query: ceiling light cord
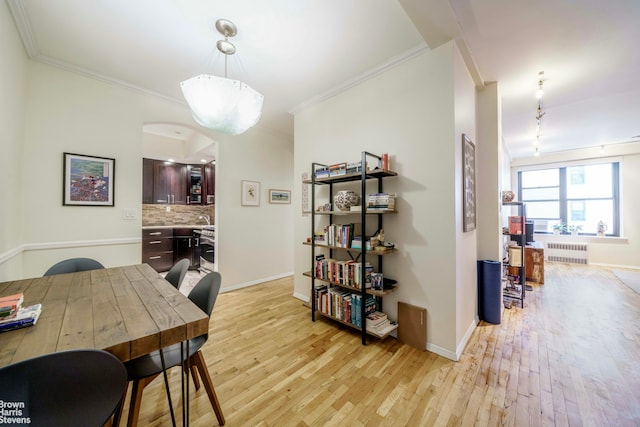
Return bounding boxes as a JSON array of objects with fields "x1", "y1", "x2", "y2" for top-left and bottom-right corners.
[{"x1": 534, "y1": 71, "x2": 546, "y2": 155}]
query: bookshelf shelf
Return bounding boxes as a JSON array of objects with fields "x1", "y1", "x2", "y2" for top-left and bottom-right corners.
[
  {"x1": 302, "y1": 241, "x2": 398, "y2": 255},
  {"x1": 503, "y1": 201, "x2": 526, "y2": 308},
  {"x1": 305, "y1": 151, "x2": 398, "y2": 345},
  {"x1": 303, "y1": 271, "x2": 398, "y2": 296},
  {"x1": 314, "y1": 310, "x2": 399, "y2": 339}
]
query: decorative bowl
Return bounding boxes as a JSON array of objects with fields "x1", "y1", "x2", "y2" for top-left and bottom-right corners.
[
  {"x1": 501, "y1": 190, "x2": 515, "y2": 203},
  {"x1": 334, "y1": 190, "x2": 360, "y2": 211}
]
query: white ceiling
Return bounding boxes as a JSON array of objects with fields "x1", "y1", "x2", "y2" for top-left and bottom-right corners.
[{"x1": 7, "y1": 0, "x2": 640, "y2": 159}]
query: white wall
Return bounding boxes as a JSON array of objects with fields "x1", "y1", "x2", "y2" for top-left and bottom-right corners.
[
  {"x1": 1, "y1": 15, "x2": 294, "y2": 285},
  {"x1": 0, "y1": 2, "x2": 27, "y2": 280},
  {"x1": 294, "y1": 41, "x2": 478, "y2": 360},
  {"x1": 511, "y1": 144, "x2": 640, "y2": 269},
  {"x1": 453, "y1": 46, "x2": 478, "y2": 351},
  {"x1": 215, "y1": 128, "x2": 295, "y2": 289},
  {"x1": 476, "y1": 83, "x2": 502, "y2": 262}
]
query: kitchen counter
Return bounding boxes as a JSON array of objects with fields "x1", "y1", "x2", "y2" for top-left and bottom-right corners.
[{"x1": 142, "y1": 224, "x2": 211, "y2": 230}]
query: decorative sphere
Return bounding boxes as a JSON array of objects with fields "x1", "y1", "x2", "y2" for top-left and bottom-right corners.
[
  {"x1": 502, "y1": 190, "x2": 515, "y2": 203},
  {"x1": 334, "y1": 190, "x2": 360, "y2": 211}
]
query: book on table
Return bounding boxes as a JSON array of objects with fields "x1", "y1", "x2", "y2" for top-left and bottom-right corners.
[
  {"x1": 0, "y1": 292, "x2": 24, "y2": 318},
  {"x1": 0, "y1": 303, "x2": 43, "y2": 332}
]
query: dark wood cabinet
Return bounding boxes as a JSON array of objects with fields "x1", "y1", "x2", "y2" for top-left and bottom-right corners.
[
  {"x1": 187, "y1": 165, "x2": 203, "y2": 204},
  {"x1": 143, "y1": 158, "x2": 214, "y2": 205},
  {"x1": 142, "y1": 228, "x2": 174, "y2": 272},
  {"x1": 142, "y1": 158, "x2": 155, "y2": 204},
  {"x1": 153, "y1": 161, "x2": 187, "y2": 204},
  {"x1": 173, "y1": 227, "x2": 198, "y2": 269},
  {"x1": 204, "y1": 163, "x2": 215, "y2": 204}
]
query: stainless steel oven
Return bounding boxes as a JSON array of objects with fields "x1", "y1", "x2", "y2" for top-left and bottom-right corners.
[{"x1": 199, "y1": 231, "x2": 215, "y2": 273}]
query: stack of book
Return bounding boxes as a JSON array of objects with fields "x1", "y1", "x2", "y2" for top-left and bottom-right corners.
[
  {"x1": 366, "y1": 311, "x2": 394, "y2": 335},
  {"x1": 329, "y1": 163, "x2": 347, "y2": 177},
  {"x1": 346, "y1": 161, "x2": 362, "y2": 174},
  {"x1": 0, "y1": 293, "x2": 42, "y2": 332},
  {"x1": 314, "y1": 166, "x2": 330, "y2": 179},
  {"x1": 367, "y1": 193, "x2": 396, "y2": 210}
]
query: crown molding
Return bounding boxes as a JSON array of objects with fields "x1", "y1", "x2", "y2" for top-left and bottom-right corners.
[
  {"x1": 288, "y1": 43, "x2": 430, "y2": 115},
  {"x1": 6, "y1": 0, "x2": 38, "y2": 57}
]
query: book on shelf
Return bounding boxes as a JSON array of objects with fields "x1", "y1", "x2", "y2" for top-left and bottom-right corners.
[
  {"x1": 314, "y1": 166, "x2": 330, "y2": 179},
  {"x1": 509, "y1": 216, "x2": 523, "y2": 235},
  {"x1": 508, "y1": 246, "x2": 523, "y2": 267},
  {"x1": 367, "y1": 193, "x2": 396, "y2": 210},
  {"x1": 0, "y1": 304, "x2": 42, "y2": 332},
  {"x1": 346, "y1": 161, "x2": 363, "y2": 174},
  {"x1": 329, "y1": 163, "x2": 347, "y2": 177},
  {"x1": 0, "y1": 292, "x2": 24, "y2": 318},
  {"x1": 322, "y1": 223, "x2": 362, "y2": 248}
]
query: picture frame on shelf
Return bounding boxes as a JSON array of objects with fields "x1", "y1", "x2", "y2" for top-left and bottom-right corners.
[
  {"x1": 63, "y1": 152, "x2": 115, "y2": 206},
  {"x1": 269, "y1": 189, "x2": 291, "y2": 204},
  {"x1": 462, "y1": 134, "x2": 476, "y2": 231},
  {"x1": 241, "y1": 180, "x2": 260, "y2": 206}
]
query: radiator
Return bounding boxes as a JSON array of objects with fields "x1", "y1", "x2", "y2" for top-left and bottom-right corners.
[{"x1": 545, "y1": 242, "x2": 588, "y2": 264}]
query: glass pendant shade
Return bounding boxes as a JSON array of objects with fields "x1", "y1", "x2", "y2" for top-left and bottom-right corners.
[{"x1": 181, "y1": 74, "x2": 264, "y2": 135}]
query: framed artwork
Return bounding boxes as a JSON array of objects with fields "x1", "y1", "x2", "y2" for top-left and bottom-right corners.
[
  {"x1": 241, "y1": 180, "x2": 260, "y2": 206},
  {"x1": 462, "y1": 134, "x2": 476, "y2": 231},
  {"x1": 269, "y1": 189, "x2": 291, "y2": 204},
  {"x1": 63, "y1": 152, "x2": 115, "y2": 206}
]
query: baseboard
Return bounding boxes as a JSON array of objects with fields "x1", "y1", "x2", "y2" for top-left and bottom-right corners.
[
  {"x1": 589, "y1": 262, "x2": 640, "y2": 270},
  {"x1": 426, "y1": 342, "x2": 458, "y2": 361},
  {"x1": 221, "y1": 272, "x2": 294, "y2": 293},
  {"x1": 292, "y1": 291, "x2": 310, "y2": 303}
]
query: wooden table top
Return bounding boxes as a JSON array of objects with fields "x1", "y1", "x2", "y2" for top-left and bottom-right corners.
[{"x1": 0, "y1": 264, "x2": 209, "y2": 367}]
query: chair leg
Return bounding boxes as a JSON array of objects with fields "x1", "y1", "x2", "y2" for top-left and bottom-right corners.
[
  {"x1": 183, "y1": 363, "x2": 201, "y2": 390},
  {"x1": 191, "y1": 350, "x2": 225, "y2": 426},
  {"x1": 127, "y1": 375, "x2": 158, "y2": 427},
  {"x1": 190, "y1": 364, "x2": 201, "y2": 390},
  {"x1": 112, "y1": 381, "x2": 129, "y2": 426}
]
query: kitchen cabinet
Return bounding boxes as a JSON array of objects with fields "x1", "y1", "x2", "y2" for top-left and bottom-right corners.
[
  {"x1": 204, "y1": 163, "x2": 215, "y2": 204},
  {"x1": 173, "y1": 227, "x2": 199, "y2": 269},
  {"x1": 142, "y1": 228, "x2": 174, "y2": 272},
  {"x1": 154, "y1": 160, "x2": 187, "y2": 204},
  {"x1": 142, "y1": 158, "x2": 155, "y2": 204},
  {"x1": 142, "y1": 158, "x2": 214, "y2": 205},
  {"x1": 187, "y1": 165, "x2": 203, "y2": 204}
]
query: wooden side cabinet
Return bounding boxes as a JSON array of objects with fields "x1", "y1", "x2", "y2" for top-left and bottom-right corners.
[{"x1": 525, "y1": 247, "x2": 544, "y2": 284}]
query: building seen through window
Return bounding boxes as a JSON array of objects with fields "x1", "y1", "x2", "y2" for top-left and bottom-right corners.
[{"x1": 518, "y1": 162, "x2": 619, "y2": 236}]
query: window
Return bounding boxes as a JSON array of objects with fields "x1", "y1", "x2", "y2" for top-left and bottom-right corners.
[{"x1": 518, "y1": 162, "x2": 619, "y2": 235}]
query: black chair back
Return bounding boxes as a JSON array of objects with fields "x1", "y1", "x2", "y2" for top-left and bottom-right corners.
[
  {"x1": 189, "y1": 271, "x2": 222, "y2": 317},
  {"x1": 164, "y1": 258, "x2": 190, "y2": 289},
  {"x1": 0, "y1": 349, "x2": 127, "y2": 427},
  {"x1": 43, "y1": 258, "x2": 104, "y2": 276}
]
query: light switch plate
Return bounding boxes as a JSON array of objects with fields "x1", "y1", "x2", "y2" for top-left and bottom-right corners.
[{"x1": 123, "y1": 208, "x2": 137, "y2": 220}]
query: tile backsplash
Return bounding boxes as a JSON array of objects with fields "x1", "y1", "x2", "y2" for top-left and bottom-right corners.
[{"x1": 142, "y1": 204, "x2": 215, "y2": 226}]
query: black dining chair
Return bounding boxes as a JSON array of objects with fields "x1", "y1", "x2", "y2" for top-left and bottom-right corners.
[
  {"x1": 0, "y1": 349, "x2": 127, "y2": 427},
  {"x1": 164, "y1": 258, "x2": 190, "y2": 290},
  {"x1": 43, "y1": 257, "x2": 105, "y2": 276},
  {"x1": 116, "y1": 271, "x2": 225, "y2": 426}
]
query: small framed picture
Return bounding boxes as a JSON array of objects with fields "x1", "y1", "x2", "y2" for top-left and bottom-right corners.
[
  {"x1": 63, "y1": 152, "x2": 115, "y2": 206},
  {"x1": 241, "y1": 180, "x2": 260, "y2": 206},
  {"x1": 269, "y1": 189, "x2": 291, "y2": 204}
]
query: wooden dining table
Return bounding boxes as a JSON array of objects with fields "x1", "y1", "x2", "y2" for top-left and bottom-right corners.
[{"x1": 0, "y1": 263, "x2": 209, "y2": 367}]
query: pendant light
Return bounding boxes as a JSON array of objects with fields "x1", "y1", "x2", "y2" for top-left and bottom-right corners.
[{"x1": 181, "y1": 19, "x2": 264, "y2": 135}]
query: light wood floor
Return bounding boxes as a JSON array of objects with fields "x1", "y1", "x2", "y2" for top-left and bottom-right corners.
[{"x1": 129, "y1": 263, "x2": 640, "y2": 426}]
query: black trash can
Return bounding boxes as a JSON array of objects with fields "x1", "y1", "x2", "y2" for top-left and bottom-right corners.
[{"x1": 477, "y1": 260, "x2": 502, "y2": 324}]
